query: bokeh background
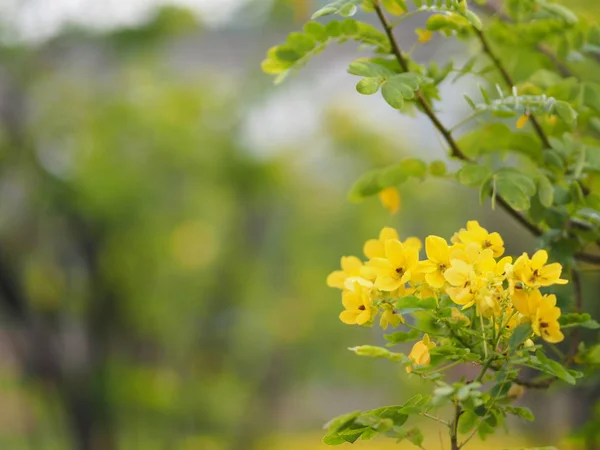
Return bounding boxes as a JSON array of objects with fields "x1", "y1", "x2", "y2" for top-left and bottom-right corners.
[{"x1": 0, "y1": 0, "x2": 598, "y2": 449}]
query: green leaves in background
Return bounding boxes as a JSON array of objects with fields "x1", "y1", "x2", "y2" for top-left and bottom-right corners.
[
  {"x1": 312, "y1": 0, "x2": 362, "y2": 19},
  {"x1": 348, "y1": 157, "x2": 427, "y2": 201},
  {"x1": 322, "y1": 396, "x2": 432, "y2": 446},
  {"x1": 262, "y1": 20, "x2": 389, "y2": 83},
  {"x1": 560, "y1": 313, "x2": 600, "y2": 329},
  {"x1": 348, "y1": 61, "x2": 427, "y2": 109}
]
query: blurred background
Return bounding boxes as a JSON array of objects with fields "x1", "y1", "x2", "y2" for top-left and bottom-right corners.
[{"x1": 0, "y1": 0, "x2": 598, "y2": 449}]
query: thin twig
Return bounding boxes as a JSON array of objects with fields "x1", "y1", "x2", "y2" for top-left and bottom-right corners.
[
  {"x1": 372, "y1": 3, "x2": 544, "y2": 234},
  {"x1": 473, "y1": 28, "x2": 551, "y2": 149},
  {"x1": 472, "y1": 2, "x2": 592, "y2": 77},
  {"x1": 421, "y1": 411, "x2": 450, "y2": 426},
  {"x1": 575, "y1": 252, "x2": 600, "y2": 266},
  {"x1": 451, "y1": 403, "x2": 461, "y2": 450},
  {"x1": 570, "y1": 269, "x2": 583, "y2": 360}
]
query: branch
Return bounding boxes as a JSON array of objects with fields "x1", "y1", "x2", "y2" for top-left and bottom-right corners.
[
  {"x1": 513, "y1": 377, "x2": 555, "y2": 389},
  {"x1": 569, "y1": 269, "x2": 583, "y2": 360},
  {"x1": 575, "y1": 252, "x2": 600, "y2": 266},
  {"x1": 473, "y1": 28, "x2": 551, "y2": 149},
  {"x1": 472, "y1": 2, "x2": 596, "y2": 77},
  {"x1": 451, "y1": 403, "x2": 461, "y2": 450},
  {"x1": 372, "y1": 3, "x2": 543, "y2": 235}
]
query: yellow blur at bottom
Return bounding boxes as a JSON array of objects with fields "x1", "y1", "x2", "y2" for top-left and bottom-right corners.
[{"x1": 175, "y1": 431, "x2": 583, "y2": 450}]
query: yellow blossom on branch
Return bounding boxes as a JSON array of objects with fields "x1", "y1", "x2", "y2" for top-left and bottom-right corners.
[
  {"x1": 378, "y1": 187, "x2": 401, "y2": 215},
  {"x1": 326, "y1": 256, "x2": 363, "y2": 289},
  {"x1": 367, "y1": 239, "x2": 419, "y2": 291},
  {"x1": 339, "y1": 283, "x2": 377, "y2": 326},
  {"x1": 407, "y1": 334, "x2": 436, "y2": 373},
  {"x1": 512, "y1": 250, "x2": 568, "y2": 288}
]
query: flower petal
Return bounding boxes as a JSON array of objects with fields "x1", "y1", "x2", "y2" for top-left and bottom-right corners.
[
  {"x1": 341, "y1": 256, "x2": 362, "y2": 273},
  {"x1": 425, "y1": 235, "x2": 450, "y2": 264},
  {"x1": 363, "y1": 239, "x2": 384, "y2": 259},
  {"x1": 385, "y1": 239, "x2": 406, "y2": 267},
  {"x1": 339, "y1": 310, "x2": 358, "y2": 325},
  {"x1": 531, "y1": 250, "x2": 548, "y2": 270}
]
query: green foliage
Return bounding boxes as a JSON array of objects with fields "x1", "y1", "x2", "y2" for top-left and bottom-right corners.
[
  {"x1": 348, "y1": 61, "x2": 428, "y2": 108},
  {"x1": 262, "y1": 0, "x2": 600, "y2": 448},
  {"x1": 348, "y1": 157, "x2": 427, "y2": 201},
  {"x1": 262, "y1": 19, "x2": 389, "y2": 84}
]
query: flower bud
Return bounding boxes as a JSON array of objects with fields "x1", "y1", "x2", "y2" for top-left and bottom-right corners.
[{"x1": 507, "y1": 384, "x2": 525, "y2": 400}]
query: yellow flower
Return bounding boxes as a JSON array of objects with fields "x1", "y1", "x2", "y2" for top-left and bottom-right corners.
[
  {"x1": 516, "y1": 114, "x2": 529, "y2": 129},
  {"x1": 512, "y1": 288, "x2": 541, "y2": 318},
  {"x1": 407, "y1": 334, "x2": 436, "y2": 373},
  {"x1": 363, "y1": 227, "x2": 399, "y2": 259},
  {"x1": 416, "y1": 28, "x2": 433, "y2": 43},
  {"x1": 512, "y1": 250, "x2": 568, "y2": 288},
  {"x1": 363, "y1": 227, "x2": 421, "y2": 259},
  {"x1": 339, "y1": 283, "x2": 378, "y2": 325},
  {"x1": 512, "y1": 289, "x2": 564, "y2": 343},
  {"x1": 444, "y1": 259, "x2": 476, "y2": 308},
  {"x1": 532, "y1": 294, "x2": 564, "y2": 343},
  {"x1": 380, "y1": 305, "x2": 404, "y2": 330},
  {"x1": 379, "y1": 187, "x2": 401, "y2": 214},
  {"x1": 367, "y1": 239, "x2": 420, "y2": 291},
  {"x1": 419, "y1": 235, "x2": 451, "y2": 288},
  {"x1": 452, "y1": 220, "x2": 505, "y2": 257},
  {"x1": 326, "y1": 256, "x2": 363, "y2": 289}
]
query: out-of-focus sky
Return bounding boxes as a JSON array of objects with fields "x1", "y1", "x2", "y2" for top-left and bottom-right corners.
[{"x1": 1, "y1": 0, "x2": 254, "y2": 41}]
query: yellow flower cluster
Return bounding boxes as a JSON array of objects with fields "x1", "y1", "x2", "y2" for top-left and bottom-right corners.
[{"x1": 327, "y1": 221, "x2": 568, "y2": 343}]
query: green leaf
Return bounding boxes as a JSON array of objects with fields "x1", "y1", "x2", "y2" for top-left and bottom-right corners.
[
  {"x1": 367, "y1": 406, "x2": 409, "y2": 427},
  {"x1": 495, "y1": 178, "x2": 530, "y2": 211},
  {"x1": 509, "y1": 324, "x2": 532, "y2": 351},
  {"x1": 457, "y1": 164, "x2": 492, "y2": 187},
  {"x1": 541, "y1": 2, "x2": 578, "y2": 25},
  {"x1": 458, "y1": 410, "x2": 478, "y2": 434},
  {"x1": 530, "y1": 352, "x2": 576, "y2": 385},
  {"x1": 385, "y1": 328, "x2": 420, "y2": 345},
  {"x1": 303, "y1": 22, "x2": 328, "y2": 41},
  {"x1": 490, "y1": 381, "x2": 511, "y2": 398},
  {"x1": 559, "y1": 313, "x2": 600, "y2": 329},
  {"x1": 554, "y1": 100, "x2": 577, "y2": 124},
  {"x1": 583, "y1": 83, "x2": 600, "y2": 113},
  {"x1": 480, "y1": 176, "x2": 493, "y2": 205},
  {"x1": 348, "y1": 170, "x2": 381, "y2": 202},
  {"x1": 394, "y1": 295, "x2": 437, "y2": 313},
  {"x1": 429, "y1": 160, "x2": 447, "y2": 176},
  {"x1": 348, "y1": 61, "x2": 393, "y2": 77},
  {"x1": 495, "y1": 168, "x2": 537, "y2": 196},
  {"x1": 356, "y1": 77, "x2": 383, "y2": 95},
  {"x1": 381, "y1": 73, "x2": 422, "y2": 109},
  {"x1": 505, "y1": 406, "x2": 535, "y2": 421},
  {"x1": 312, "y1": 0, "x2": 362, "y2": 19},
  {"x1": 349, "y1": 345, "x2": 409, "y2": 362},
  {"x1": 464, "y1": 10, "x2": 482, "y2": 30},
  {"x1": 537, "y1": 174, "x2": 554, "y2": 207},
  {"x1": 406, "y1": 427, "x2": 424, "y2": 447},
  {"x1": 494, "y1": 168, "x2": 537, "y2": 211},
  {"x1": 286, "y1": 32, "x2": 317, "y2": 53}
]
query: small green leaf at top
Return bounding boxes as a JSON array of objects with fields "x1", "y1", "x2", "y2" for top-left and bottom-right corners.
[{"x1": 457, "y1": 164, "x2": 492, "y2": 187}]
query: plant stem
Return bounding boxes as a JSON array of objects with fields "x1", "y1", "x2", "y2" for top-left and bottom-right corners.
[
  {"x1": 371, "y1": 3, "x2": 545, "y2": 235},
  {"x1": 420, "y1": 411, "x2": 450, "y2": 426},
  {"x1": 372, "y1": 3, "x2": 600, "y2": 266},
  {"x1": 450, "y1": 402, "x2": 461, "y2": 450},
  {"x1": 475, "y1": 358, "x2": 494, "y2": 383},
  {"x1": 569, "y1": 269, "x2": 583, "y2": 360},
  {"x1": 473, "y1": 28, "x2": 551, "y2": 149}
]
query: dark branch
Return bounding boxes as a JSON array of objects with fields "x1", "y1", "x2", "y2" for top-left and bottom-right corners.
[{"x1": 473, "y1": 27, "x2": 551, "y2": 149}]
